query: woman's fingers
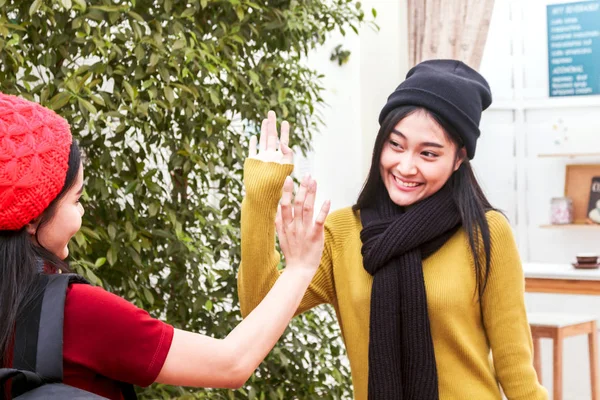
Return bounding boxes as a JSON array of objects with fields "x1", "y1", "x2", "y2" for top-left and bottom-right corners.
[
  {"x1": 312, "y1": 200, "x2": 331, "y2": 239},
  {"x1": 280, "y1": 142, "x2": 294, "y2": 164},
  {"x1": 303, "y1": 179, "x2": 316, "y2": 227},
  {"x1": 280, "y1": 120, "x2": 293, "y2": 164},
  {"x1": 259, "y1": 118, "x2": 268, "y2": 151},
  {"x1": 275, "y1": 205, "x2": 289, "y2": 256},
  {"x1": 266, "y1": 110, "x2": 278, "y2": 151},
  {"x1": 276, "y1": 176, "x2": 330, "y2": 269},
  {"x1": 293, "y1": 175, "x2": 309, "y2": 235},
  {"x1": 280, "y1": 120, "x2": 289, "y2": 149},
  {"x1": 280, "y1": 176, "x2": 294, "y2": 227},
  {"x1": 249, "y1": 135, "x2": 257, "y2": 158},
  {"x1": 252, "y1": 111, "x2": 294, "y2": 165}
]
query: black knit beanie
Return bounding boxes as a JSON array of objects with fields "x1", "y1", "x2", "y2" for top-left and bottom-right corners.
[{"x1": 378, "y1": 59, "x2": 492, "y2": 159}]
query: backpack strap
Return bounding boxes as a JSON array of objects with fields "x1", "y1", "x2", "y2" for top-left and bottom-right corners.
[
  {"x1": 35, "y1": 274, "x2": 77, "y2": 381},
  {"x1": 12, "y1": 275, "x2": 48, "y2": 372},
  {"x1": 14, "y1": 274, "x2": 87, "y2": 380},
  {"x1": 11, "y1": 274, "x2": 88, "y2": 397},
  {"x1": 12, "y1": 273, "x2": 137, "y2": 400},
  {"x1": 0, "y1": 369, "x2": 42, "y2": 387}
]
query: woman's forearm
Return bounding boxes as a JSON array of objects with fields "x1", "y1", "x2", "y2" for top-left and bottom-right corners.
[{"x1": 225, "y1": 268, "x2": 313, "y2": 380}]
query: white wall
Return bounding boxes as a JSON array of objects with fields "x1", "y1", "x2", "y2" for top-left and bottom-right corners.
[
  {"x1": 479, "y1": 1, "x2": 600, "y2": 398},
  {"x1": 300, "y1": 0, "x2": 409, "y2": 210}
]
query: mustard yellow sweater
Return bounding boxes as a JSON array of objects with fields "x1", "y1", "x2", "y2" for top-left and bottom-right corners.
[{"x1": 238, "y1": 159, "x2": 548, "y2": 400}]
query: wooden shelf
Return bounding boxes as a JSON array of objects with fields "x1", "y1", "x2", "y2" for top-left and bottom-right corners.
[
  {"x1": 540, "y1": 224, "x2": 600, "y2": 229},
  {"x1": 538, "y1": 153, "x2": 600, "y2": 158}
]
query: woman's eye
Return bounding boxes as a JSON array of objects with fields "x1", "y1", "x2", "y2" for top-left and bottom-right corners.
[
  {"x1": 389, "y1": 140, "x2": 402, "y2": 149},
  {"x1": 422, "y1": 151, "x2": 438, "y2": 158}
]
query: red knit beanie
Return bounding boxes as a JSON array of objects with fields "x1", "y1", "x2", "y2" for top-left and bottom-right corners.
[{"x1": 0, "y1": 92, "x2": 73, "y2": 231}]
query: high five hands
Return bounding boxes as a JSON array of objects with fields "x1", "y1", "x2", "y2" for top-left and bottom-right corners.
[{"x1": 248, "y1": 110, "x2": 330, "y2": 274}]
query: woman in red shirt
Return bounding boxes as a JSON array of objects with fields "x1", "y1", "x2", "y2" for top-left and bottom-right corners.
[{"x1": 0, "y1": 92, "x2": 329, "y2": 399}]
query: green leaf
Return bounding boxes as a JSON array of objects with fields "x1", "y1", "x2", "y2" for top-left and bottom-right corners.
[
  {"x1": 164, "y1": 86, "x2": 175, "y2": 104},
  {"x1": 173, "y1": 38, "x2": 186, "y2": 50},
  {"x1": 128, "y1": 247, "x2": 142, "y2": 266},
  {"x1": 94, "y1": 257, "x2": 107, "y2": 268},
  {"x1": 149, "y1": 52, "x2": 160, "y2": 67},
  {"x1": 108, "y1": 224, "x2": 117, "y2": 240},
  {"x1": 106, "y1": 247, "x2": 117, "y2": 266},
  {"x1": 134, "y1": 45, "x2": 144, "y2": 61},
  {"x1": 23, "y1": 74, "x2": 39, "y2": 82},
  {"x1": 143, "y1": 287, "x2": 154, "y2": 305},
  {"x1": 78, "y1": 98, "x2": 97, "y2": 114},
  {"x1": 181, "y1": 7, "x2": 195, "y2": 18},
  {"x1": 61, "y1": 0, "x2": 72, "y2": 10},
  {"x1": 128, "y1": 11, "x2": 144, "y2": 22},
  {"x1": 122, "y1": 81, "x2": 135, "y2": 100},
  {"x1": 148, "y1": 203, "x2": 160, "y2": 217},
  {"x1": 73, "y1": 0, "x2": 86, "y2": 11},
  {"x1": 74, "y1": 231, "x2": 86, "y2": 248},
  {"x1": 85, "y1": 268, "x2": 101, "y2": 285},
  {"x1": 235, "y1": 5, "x2": 244, "y2": 20},
  {"x1": 80, "y1": 226, "x2": 100, "y2": 240},
  {"x1": 49, "y1": 92, "x2": 72, "y2": 110},
  {"x1": 209, "y1": 90, "x2": 219, "y2": 105},
  {"x1": 29, "y1": 0, "x2": 42, "y2": 16},
  {"x1": 90, "y1": 94, "x2": 105, "y2": 106},
  {"x1": 90, "y1": 5, "x2": 122, "y2": 12},
  {"x1": 204, "y1": 299, "x2": 213, "y2": 311},
  {"x1": 248, "y1": 70, "x2": 259, "y2": 84}
]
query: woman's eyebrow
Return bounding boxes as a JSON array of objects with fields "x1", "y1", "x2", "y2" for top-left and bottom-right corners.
[{"x1": 391, "y1": 129, "x2": 444, "y2": 148}]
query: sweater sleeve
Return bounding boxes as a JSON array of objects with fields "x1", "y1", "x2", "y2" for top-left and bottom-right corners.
[
  {"x1": 63, "y1": 284, "x2": 174, "y2": 388},
  {"x1": 237, "y1": 159, "x2": 336, "y2": 318},
  {"x1": 481, "y1": 211, "x2": 548, "y2": 400}
]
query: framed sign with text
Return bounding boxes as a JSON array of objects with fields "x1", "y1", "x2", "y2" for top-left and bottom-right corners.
[{"x1": 547, "y1": 0, "x2": 600, "y2": 97}]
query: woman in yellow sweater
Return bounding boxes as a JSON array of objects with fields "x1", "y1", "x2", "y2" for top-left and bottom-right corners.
[{"x1": 238, "y1": 60, "x2": 547, "y2": 400}]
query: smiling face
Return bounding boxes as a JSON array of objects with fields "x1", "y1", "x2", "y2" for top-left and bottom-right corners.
[
  {"x1": 379, "y1": 109, "x2": 465, "y2": 207},
  {"x1": 28, "y1": 164, "x2": 85, "y2": 260}
]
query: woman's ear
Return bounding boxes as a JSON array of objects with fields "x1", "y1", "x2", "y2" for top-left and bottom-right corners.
[
  {"x1": 454, "y1": 147, "x2": 467, "y2": 172},
  {"x1": 26, "y1": 218, "x2": 40, "y2": 236}
]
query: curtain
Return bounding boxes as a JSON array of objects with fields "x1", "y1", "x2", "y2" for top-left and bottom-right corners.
[{"x1": 407, "y1": 0, "x2": 496, "y2": 70}]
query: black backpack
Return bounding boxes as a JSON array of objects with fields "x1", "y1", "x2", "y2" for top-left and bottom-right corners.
[{"x1": 0, "y1": 274, "x2": 137, "y2": 400}]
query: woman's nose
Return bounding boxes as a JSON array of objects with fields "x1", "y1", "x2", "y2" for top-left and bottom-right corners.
[{"x1": 394, "y1": 154, "x2": 417, "y2": 176}]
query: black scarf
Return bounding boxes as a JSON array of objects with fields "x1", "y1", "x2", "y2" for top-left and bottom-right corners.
[{"x1": 360, "y1": 184, "x2": 461, "y2": 400}]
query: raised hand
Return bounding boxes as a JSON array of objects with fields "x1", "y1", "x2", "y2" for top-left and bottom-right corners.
[
  {"x1": 275, "y1": 175, "x2": 330, "y2": 276},
  {"x1": 248, "y1": 110, "x2": 294, "y2": 164}
]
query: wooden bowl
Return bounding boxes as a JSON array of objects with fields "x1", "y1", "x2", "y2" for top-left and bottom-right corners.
[
  {"x1": 573, "y1": 262, "x2": 600, "y2": 270},
  {"x1": 576, "y1": 254, "x2": 599, "y2": 264}
]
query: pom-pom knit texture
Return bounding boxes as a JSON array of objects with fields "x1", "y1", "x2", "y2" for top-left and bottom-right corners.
[{"x1": 0, "y1": 93, "x2": 72, "y2": 230}]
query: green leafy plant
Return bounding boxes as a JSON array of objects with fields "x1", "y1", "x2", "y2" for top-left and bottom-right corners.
[
  {"x1": 330, "y1": 44, "x2": 351, "y2": 66},
  {"x1": 0, "y1": 0, "x2": 368, "y2": 398}
]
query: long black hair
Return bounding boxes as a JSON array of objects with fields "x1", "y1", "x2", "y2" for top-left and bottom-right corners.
[
  {"x1": 354, "y1": 106, "x2": 494, "y2": 301},
  {"x1": 0, "y1": 141, "x2": 81, "y2": 365}
]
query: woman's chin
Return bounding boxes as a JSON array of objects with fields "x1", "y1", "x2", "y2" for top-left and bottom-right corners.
[
  {"x1": 56, "y1": 247, "x2": 69, "y2": 260},
  {"x1": 388, "y1": 189, "x2": 422, "y2": 207}
]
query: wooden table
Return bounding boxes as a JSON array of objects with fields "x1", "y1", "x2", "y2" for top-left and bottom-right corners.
[
  {"x1": 524, "y1": 263, "x2": 600, "y2": 400},
  {"x1": 524, "y1": 263, "x2": 600, "y2": 295}
]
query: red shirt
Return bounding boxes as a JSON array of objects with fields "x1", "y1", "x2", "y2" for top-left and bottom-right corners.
[{"x1": 62, "y1": 284, "x2": 174, "y2": 400}]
